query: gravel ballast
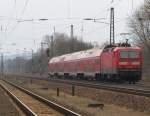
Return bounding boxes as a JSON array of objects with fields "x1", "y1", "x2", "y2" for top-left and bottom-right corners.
[{"x1": 0, "y1": 84, "x2": 23, "y2": 116}]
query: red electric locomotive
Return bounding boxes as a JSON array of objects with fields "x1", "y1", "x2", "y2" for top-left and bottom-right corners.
[{"x1": 48, "y1": 44, "x2": 142, "y2": 83}]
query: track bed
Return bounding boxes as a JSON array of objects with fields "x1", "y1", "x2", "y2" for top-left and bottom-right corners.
[
  {"x1": 0, "y1": 80, "x2": 77, "y2": 116},
  {"x1": 0, "y1": 82, "x2": 23, "y2": 116}
]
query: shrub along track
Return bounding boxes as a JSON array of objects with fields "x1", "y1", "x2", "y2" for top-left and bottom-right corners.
[{"x1": 0, "y1": 79, "x2": 80, "y2": 116}]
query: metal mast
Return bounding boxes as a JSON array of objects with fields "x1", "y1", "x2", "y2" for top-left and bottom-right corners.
[
  {"x1": 110, "y1": 7, "x2": 115, "y2": 45},
  {"x1": 1, "y1": 54, "x2": 4, "y2": 78},
  {"x1": 70, "y1": 24, "x2": 74, "y2": 39},
  {"x1": 70, "y1": 25, "x2": 74, "y2": 52}
]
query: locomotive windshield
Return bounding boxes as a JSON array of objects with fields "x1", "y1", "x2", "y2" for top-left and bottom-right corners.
[
  {"x1": 120, "y1": 51, "x2": 128, "y2": 58},
  {"x1": 120, "y1": 51, "x2": 140, "y2": 58}
]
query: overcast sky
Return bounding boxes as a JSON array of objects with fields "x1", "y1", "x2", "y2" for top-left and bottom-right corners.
[{"x1": 0, "y1": 0, "x2": 144, "y2": 55}]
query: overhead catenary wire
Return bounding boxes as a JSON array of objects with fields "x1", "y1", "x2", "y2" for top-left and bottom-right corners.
[
  {"x1": 7, "y1": 0, "x2": 124, "y2": 37},
  {"x1": 20, "y1": 0, "x2": 30, "y2": 17},
  {"x1": 83, "y1": 18, "x2": 125, "y2": 37},
  {"x1": 5, "y1": 0, "x2": 18, "y2": 34},
  {"x1": 4, "y1": 0, "x2": 136, "y2": 48},
  {"x1": 91, "y1": 0, "x2": 124, "y2": 39},
  {"x1": 7, "y1": 0, "x2": 30, "y2": 35},
  {"x1": 94, "y1": 0, "x2": 124, "y2": 19}
]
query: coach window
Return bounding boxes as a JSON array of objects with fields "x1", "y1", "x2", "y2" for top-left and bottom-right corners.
[
  {"x1": 95, "y1": 59, "x2": 99, "y2": 64},
  {"x1": 103, "y1": 48, "x2": 109, "y2": 52}
]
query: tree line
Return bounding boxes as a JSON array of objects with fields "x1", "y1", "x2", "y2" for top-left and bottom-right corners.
[{"x1": 4, "y1": 33, "x2": 94, "y2": 75}]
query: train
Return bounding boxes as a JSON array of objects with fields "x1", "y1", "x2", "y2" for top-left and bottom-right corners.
[{"x1": 48, "y1": 44, "x2": 142, "y2": 84}]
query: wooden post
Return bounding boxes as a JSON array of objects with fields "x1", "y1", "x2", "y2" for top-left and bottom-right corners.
[
  {"x1": 30, "y1": 79, "x2": 32, "y2": 84},
  {"x1": 57, "y1": 88, "x2": 59, "y2": 97},
  {"x1": 72, "y1": 85, "x2": 75, "y2": 96}
]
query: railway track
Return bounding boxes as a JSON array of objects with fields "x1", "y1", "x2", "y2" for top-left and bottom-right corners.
[
  {"x1": 46, "y1": 78, "x2": 150, "y2": 97},
  {"x1": 5, "y1": 74, "x2": 150, "y2": 97},
  {"x1": 135, "y1": 82, "x2": 150, "y2": 88},
  {"x1": 10, "y1": 74, "x2": 150, "y2": 89},
  {"x1": 0, "y1": 79, "x2": 80, "y2": 116},
  {"x1": 0, "y1": 84, "x2": 23, "y2": 116},
  {"x1": 8, "y1": 74, "x2": 150, "y2": 86}
]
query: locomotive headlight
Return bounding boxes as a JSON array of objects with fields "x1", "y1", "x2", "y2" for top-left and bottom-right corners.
[
  {"x1": 132, "y1": 62, "x2": 140, "y2": 65},
  {"x1": 119, "y1": 62, "x2": 128, "y2": 65}
]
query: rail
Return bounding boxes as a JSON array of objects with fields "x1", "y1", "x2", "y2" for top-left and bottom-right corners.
[
  {"x1": 0, "y1": 80, "x2": 37, "y2": 116},
  {"x1": 47, "y1": 78, "x2": 150, "y2": 97},
  {"x1": 2, "y1": 79, "x2": 81, "y2": 116}
]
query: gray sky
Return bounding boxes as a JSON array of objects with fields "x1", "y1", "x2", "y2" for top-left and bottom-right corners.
[{"x1": 0, "y1": 0, "x2": 144, "y2": 55}]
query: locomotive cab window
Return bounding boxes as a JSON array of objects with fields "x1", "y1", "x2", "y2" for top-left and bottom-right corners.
[
  {"x1": 129, "y1": 51, "x2": 139, "y2": 58},
  {"x1": 120, "y1": 51, "x2": 128, "y2": 58},
  {"x1": 120, "y1": 51, "x2": 140, "y2": 58}
]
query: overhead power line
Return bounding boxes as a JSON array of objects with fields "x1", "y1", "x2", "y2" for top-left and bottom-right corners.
[
  {"x1": 5, "y1": 0, "x2": 18, "y2": 34},
  {"x1": 20, "y1": 0, "x2": 29, "y2": 17},
  {"x1": 6, "y1": 0, "x2": 30, "y2": 35},
  {"x1": 94, "y1": 0, "x2": 124, "y2": 19}
]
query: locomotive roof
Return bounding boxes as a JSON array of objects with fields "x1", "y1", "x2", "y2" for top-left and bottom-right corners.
[
  {"x1": 49, "y1": 48, "x2": 103, "y2": 63},
  {"x1": 114, "y1": 47, "x2": 141, "y2": 51}
]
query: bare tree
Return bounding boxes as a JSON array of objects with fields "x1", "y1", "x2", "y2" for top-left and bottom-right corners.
[
  {"x1": 129, "y1": 0, "x2": 150, "y2": 51},
  {"x1": 43, "y1": 33, "x2": 93, "y2": 57},
  {"x1": 5, "y1": 32, "x2": 94, "y2": 76},
  {"x1": 128, "y1": 0, "x2": 150, "y2": 79}
]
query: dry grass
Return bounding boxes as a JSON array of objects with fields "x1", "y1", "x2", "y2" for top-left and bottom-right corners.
[{"x1": 142, "y1": 76, "x2": 150, "y2": 81}]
